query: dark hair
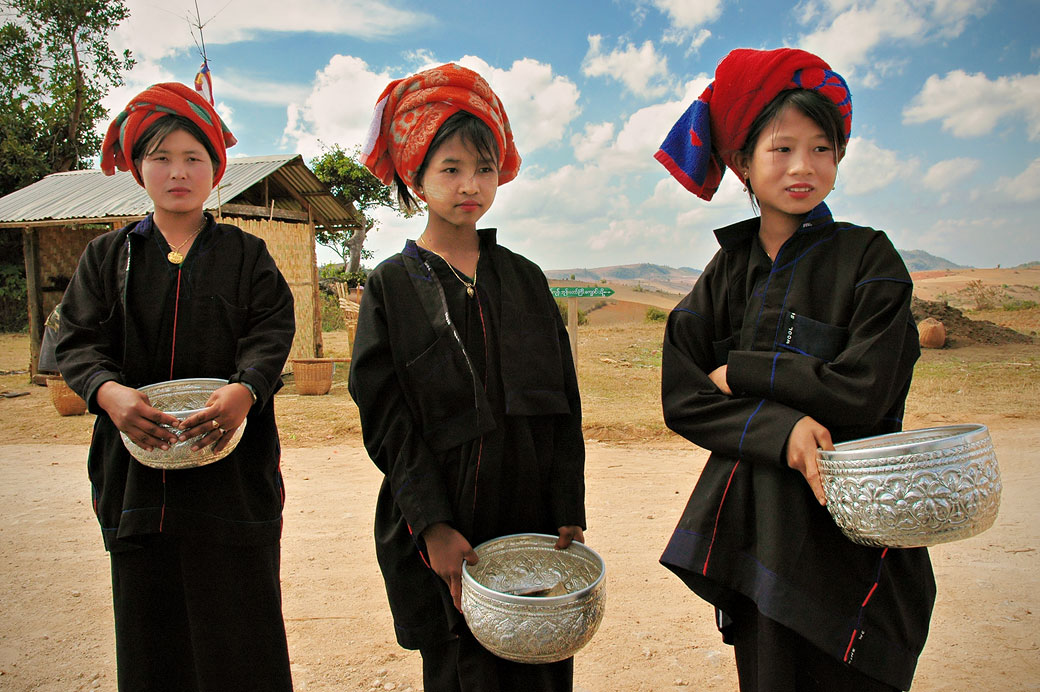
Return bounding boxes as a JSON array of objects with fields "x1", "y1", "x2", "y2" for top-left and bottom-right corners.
[
  {"x1": 737, "y1": 89, "x2": 846, "y2": 206},
  {"x1": 131, "y1": 114, "x2": 221, "y2": 171},
  {"x1": 395, "y1": 110, "x2": 500, "y2": 214}
]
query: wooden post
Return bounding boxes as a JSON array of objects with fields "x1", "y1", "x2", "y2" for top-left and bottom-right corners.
[
  {"x1": 567, "y1": 296, "x2": 578, "y2": 366},
  {"x1": 22, "y1": 227, "x2": 44, "y2": 382}
]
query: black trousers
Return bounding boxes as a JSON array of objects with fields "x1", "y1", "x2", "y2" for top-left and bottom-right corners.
[
  {"x1": 725, "y1": 600, "x2": 901, "y2": 692},
  {"x1": 109, "y1": 534, "x2": 292, "y2": 692},
  {"x1": 420, "y1": 628, "x2": 573, "y2": 692}
]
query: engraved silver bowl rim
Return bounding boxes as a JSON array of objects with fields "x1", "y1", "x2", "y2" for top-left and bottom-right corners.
[
  {"x1": 462, "y1": 533, "x2": 606, "y2": 606},
  {"x1": 120, "y1": 378, "x2": 245, "y2": 469},
  {"x1": 817, "y1": 423, "x2": 990, "y2": 463}
]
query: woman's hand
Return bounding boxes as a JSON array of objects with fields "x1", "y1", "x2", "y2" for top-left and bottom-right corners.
[
  {"x1": 708, "y1": 365, "x2": 731, "y2": 395},
  {"x1": 786, "y1": 416, "x2": 833, "y2": 505},
  {"x1": 422, "y1": 522, "x2": 478, "y2": 612},
  {"x1": 555, "y1": 525, "x2": 585, "y2": 549},
  {"x1": 96, "y1": 381, "x2": 181, "y2": 451},
  {"x1": 177, "y1": 383, "x2": 254, "y2": 452}
]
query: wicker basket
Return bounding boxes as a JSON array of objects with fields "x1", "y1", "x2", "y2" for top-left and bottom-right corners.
[
  {"x1": 47, "y1": 376, "x2": 87, "y2": 416},
  {"x1": 292, "y1": 358, "x2": 334, "y2": 395}
]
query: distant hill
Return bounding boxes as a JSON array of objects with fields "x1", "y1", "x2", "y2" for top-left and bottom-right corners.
[
  {"x1": 545, "y1": 263, "x2": 701, "y2": 294},
  {"x1": 897, "y1": 249, "x2": 965, "y2": 272},
  {"x1": 547, "y1": 251, "x2": 971, "y2": 291}
]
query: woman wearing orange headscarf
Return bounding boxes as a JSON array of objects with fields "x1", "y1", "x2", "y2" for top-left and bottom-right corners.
[
  {"x1": 349, "y1": 63, "x2": 586, "y2": 691},
  {"x1": 57, "y1": 83, "x2": 295, "y2": 692}
]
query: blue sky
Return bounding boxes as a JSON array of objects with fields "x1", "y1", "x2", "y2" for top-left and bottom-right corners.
[{"x1": 106, "y1": 0, "x2": 1040, "y2": 272}]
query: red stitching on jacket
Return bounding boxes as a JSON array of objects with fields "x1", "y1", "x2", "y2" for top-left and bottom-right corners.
[
  {"x1": 844, "y1": 547, "x2": 889, "y2": 662},
  {"x1": 703, "y1": 459, "x2": 741, "y2": 575}
]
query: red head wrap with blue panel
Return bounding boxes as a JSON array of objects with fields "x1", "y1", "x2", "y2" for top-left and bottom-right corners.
[{"x1": 655, "y1": 48, "x2": 852, "y2": 201}]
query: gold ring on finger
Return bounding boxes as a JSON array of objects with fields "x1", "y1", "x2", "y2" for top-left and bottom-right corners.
[{"x1": 211, "y1": 419, "x2": 220, "y2": 429}]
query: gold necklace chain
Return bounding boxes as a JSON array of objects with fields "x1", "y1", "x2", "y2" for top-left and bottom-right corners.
[
  {"x1": 165, "y1": 216, "x2": 207, "y2": 265},
  {"x1": 417, "y1": 234, "x2": 478, "y2": 298}
]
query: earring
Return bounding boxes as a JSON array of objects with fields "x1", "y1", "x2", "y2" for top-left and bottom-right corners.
[{"x1": 742, "y1": 175, "x2": 749, "y2": 193}]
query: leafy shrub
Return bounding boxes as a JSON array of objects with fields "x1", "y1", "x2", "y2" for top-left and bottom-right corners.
[
  {"x1": 1003, "y1": 298, "x2": 1038, "y2": 311},
  {"x1": 964, "y1": 279, "x2": 1005, "y2": 311},
  {"x1": 556, "y1": 299, "x2": 588, "y2": 325},
  {"x1": 645, "y1": 306, "x2": 668, "y2": 322}
]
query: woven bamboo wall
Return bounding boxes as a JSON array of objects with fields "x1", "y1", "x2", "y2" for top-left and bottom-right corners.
[
  {"x1": 225, "y1": 217, "x2": 321, "y2": 365},
  {"x1": 37, "y1": 226, "x2": 107, "y2": 318}
]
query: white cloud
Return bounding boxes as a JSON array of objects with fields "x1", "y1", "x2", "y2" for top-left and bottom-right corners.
[
  {"x1": 117, "y1": 0, "x2": 430, "y2": 62},
  {"x1": 280, "y1": 55, "x2": 394, "y2": 159},
  {"x1": 837, "y1": 137, "x2": 916, "y2": 195},
  {"x1": 215, "y1": 101, "x2": 234, "y2": 130},
  {"x1": 455, "y1": 56, "x2": 581, "y2": 153},
  {"x1": 922, "y1": 157, "x2": 980, "y2": 190},
  {"x1": 796, "y1": 0, "x2": 992, "y2": 85},
  {"x1": 572, "y1": 123, "x2": 616, "y2": 163},
  {"x1": 573, "y1": 75, "x2": 711, "y2": 174},
  {"x1": 582, "y1": 35, "x2": 672, "y2": 98},
  {"x1": 650, "y1": 0, "x2": 723, "y2": 29},
  {"x1": 996, "y1": 157, "x2": 1040, "y2": 202},
  {"x1": 210, "y1": 71, "x2": 310, "y2": 107},
  {"x1": 648, "y1": 0, "x2": 720, "y2": 50},
  {"x1": 903, "y1": 70, "x2": 1040, "y2": 140}
]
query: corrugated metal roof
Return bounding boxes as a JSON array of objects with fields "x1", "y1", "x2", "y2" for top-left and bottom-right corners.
[{"x1": 0, "y1": 154, "x2": 359, "y2": 227}]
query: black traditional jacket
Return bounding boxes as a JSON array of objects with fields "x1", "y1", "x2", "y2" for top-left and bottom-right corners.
[
  {"x1": 349, "y1": 229, "x2": 586, "y2": 649},
  {"x1": 661, "y1": 204, "x2": 934, "y2": 690},
  {"x1": 56, "y1": 214, "x2": 295, "y2": 551}
]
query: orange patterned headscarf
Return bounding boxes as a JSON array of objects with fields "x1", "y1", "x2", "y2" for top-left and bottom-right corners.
[
  {"x1": 361, "y1": 63, "x2": 521, "y2": 199},
  {"x1": 101, "y1": 82, "x2": 237, "y2": 187}
]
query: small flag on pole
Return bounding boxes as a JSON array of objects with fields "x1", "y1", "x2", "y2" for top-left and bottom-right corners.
[{"x1": 194, "y1": 61, "x2": 214, "y2": 105}]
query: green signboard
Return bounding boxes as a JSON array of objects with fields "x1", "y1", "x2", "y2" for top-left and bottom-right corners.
[{"x1": 550, "y1": 286, "x2": 615, "y2": 298}]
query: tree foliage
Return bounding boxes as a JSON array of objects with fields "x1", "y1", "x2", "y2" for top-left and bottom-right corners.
[
  {"x1": 0, "y1": 0, "x2": 134, "y2": 196},
  {"x1": 310, "y1": 144, "x2": 410, "y2": 278}
]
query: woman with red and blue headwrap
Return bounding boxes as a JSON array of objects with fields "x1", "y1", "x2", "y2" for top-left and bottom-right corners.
[
  {"x1": 655, "y1": 48, "x2": 934, "y2": 691},
  {"x1": 349, "y1": 63, "x2": 586, "y2": 691},
  {"x1": 56, "y1": 83, "x2": 295, "y2": 691}
]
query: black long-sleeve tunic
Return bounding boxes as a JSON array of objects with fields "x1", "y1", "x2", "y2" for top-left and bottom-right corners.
[
  {"x1": 348, "y1": 229, "x2": 586, "y2": 650},
  {"x1": 660, "y1": 204, "x2": 934, "y2": 690},
  {"x1": 55, "y1": 214, "x2": 296, "y2": 551}
]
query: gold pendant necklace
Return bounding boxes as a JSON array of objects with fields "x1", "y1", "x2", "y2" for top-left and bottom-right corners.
[
  {"x1": 166, "y1": 217, "x2": 206, "y2": 265},
  {"x1": 418, "y1": 234, "x2": 478, "y2": 297}
]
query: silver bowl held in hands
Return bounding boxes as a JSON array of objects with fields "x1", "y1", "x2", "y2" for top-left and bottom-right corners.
[
  {"x1": 816, "y1": 424, "x2": 1001, "y2": 548},
  {"x1": 461, "y1": 533, "x2": 606, "y2": 664},
  {"x1": 119, "y1": 378, "x2": 246, "y2": 470}
]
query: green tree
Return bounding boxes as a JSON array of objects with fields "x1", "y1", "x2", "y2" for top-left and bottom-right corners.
[
  {"x1": 310, "y1": 144, "x2": 410, "y2": 279},
  {"x1": 1, "y1": 0, "x2": 134, "y2": 196}
]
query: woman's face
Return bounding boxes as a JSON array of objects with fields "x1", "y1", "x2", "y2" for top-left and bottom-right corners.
[
  {"x1": 743, "y1": 105, "x2": 842, "y2": 223},
  {"x1": 419, "y1": 132, "x2": 498, "y2": 233},
  {"x1": 139, "y1": 128, "x2": 215, "y2": 217}
]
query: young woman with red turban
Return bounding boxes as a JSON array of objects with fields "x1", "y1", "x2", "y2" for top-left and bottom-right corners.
[
  {"x1": 56, "y1": 82, "x2": 295, "y2": 692},
  {"x1": 349, "y1": 63, "x2": 586, "y2": 691},
  {"x1": 655, "y1": 48, "x2": 934, "y2": 691}
]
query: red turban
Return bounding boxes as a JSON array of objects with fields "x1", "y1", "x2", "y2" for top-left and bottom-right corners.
[
  {"x1": 655, "y1": 48, "x2": 852, "y2": 201},
  {"x1": 101, "y1": 82, "x2": 238, "y2": 187},
  {"x1": 361, "y1": 63, "x2": 521, "y2": 199}
]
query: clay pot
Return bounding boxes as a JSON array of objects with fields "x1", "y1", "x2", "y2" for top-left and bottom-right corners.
[{"x1": 918, "y1": 317, "x2": 947, "y2": 349}]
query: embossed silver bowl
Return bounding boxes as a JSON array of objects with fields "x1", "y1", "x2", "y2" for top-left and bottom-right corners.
[
  {"x1": 461, "y1": 533, "x2": 606, "y2": 664},
  {"x1": 120, "y1": 378, "x2": 246, "y2": 470},
  {"x1": 817, "y1": 424, "x2": 1000, "y2": 548}
]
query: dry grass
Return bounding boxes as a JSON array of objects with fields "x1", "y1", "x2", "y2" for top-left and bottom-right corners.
[
  {"x1": 2, "y1": 327, "x2": 1038, "y2": 448},
  {"x1": 967, "y1": 306, "x2": 1040, "y2": 337}
]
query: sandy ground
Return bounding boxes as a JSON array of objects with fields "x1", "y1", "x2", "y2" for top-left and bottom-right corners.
[{"x1": 1, "y1": 420, "x2": 1037, "y2": 691}]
